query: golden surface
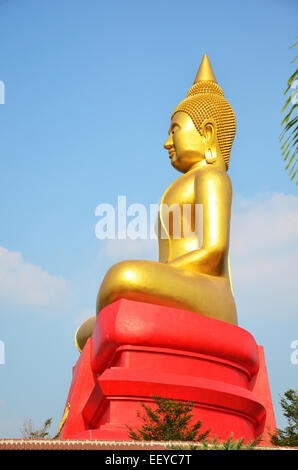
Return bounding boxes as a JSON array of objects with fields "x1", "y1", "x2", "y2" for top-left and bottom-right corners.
[
  {"x1": 75, "y1": 54, "x2": 237, "y2": 352},
  {"x1": 57, "y1": 402, "x2": 70, "y2": 437}
]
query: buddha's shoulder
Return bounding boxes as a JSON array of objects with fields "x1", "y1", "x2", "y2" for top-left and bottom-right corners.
[{"x1": 191, "y1": 165, "x2": 232, "y2": 185}]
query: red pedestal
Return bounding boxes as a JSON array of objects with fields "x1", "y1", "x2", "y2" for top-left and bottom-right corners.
[{"x1": 60, "y1": 299, "x2": 276, "y2": 445}]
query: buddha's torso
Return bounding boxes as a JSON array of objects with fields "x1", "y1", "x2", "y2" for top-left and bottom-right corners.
[
  {"x1": 158, "y1": 168, "x2": 202, "y2": 263},
  {"x1": 158, "y1": 166, "x2": 230, "y2": 279}
]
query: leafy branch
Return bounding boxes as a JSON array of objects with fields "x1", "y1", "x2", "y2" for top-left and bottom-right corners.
[{"x1": 280, "y1": 38, "x2": 298, "y2": 184}]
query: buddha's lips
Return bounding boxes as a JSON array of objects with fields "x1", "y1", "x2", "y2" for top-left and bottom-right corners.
[{"x1": 169, "y1": 150, "x2": 175, "y2": 159}]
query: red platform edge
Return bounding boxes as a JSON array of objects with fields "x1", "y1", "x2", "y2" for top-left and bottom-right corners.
[{"x1": 60, "y1": 299, "x2": 276, "y2": 445}]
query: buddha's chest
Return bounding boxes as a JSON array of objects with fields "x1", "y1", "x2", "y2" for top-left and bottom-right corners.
[
  {"x1": 160, "y1": 175, "x2": 195, "y2": 217},
  {"x1": 158, "y1": 173, "x2": 201, "y2": 241},
  {"x1": 160, "y1": 174, "x2": 195, "y2": 209}
]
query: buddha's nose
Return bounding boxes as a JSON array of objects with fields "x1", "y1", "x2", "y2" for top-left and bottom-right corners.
[{"x1": 164, "y1": 135, "x2": 172, "y2": 150}]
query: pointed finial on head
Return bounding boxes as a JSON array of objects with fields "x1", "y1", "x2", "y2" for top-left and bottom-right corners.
[{"x1": 194, "y1": 53, "x2": 217, "y2": 83}]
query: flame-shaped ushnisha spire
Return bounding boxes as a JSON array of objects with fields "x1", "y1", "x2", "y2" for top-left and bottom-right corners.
[{"x1": 194, "y1": 53, "x2": 217, "y2": 83}]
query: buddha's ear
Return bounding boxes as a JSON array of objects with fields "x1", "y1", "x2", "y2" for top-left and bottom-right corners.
[{"x1": 201, "y1": 119, "x2": 217, "y2": 164}]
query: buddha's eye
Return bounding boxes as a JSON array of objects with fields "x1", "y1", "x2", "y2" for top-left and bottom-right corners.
[{"x1": 171, "y1": 125, "x2": 178, "y2": 135}]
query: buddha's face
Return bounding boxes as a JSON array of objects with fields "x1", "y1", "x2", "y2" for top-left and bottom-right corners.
[{"x1": 164, "y1": 112, "x2": 205, "y2": 173}]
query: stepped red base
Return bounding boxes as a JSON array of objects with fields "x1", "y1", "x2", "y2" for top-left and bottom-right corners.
[{"x1": 60, "y1": 299, "x2": 276, "y2": 445}]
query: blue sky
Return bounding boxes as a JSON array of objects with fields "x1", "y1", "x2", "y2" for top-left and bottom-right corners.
[{"x1": 0, "y1": 0, "x2": 297, "y2": 437}]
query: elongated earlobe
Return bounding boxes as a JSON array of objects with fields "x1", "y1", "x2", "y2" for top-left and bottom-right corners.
[
  {"x1": 201, "y1": 120, "x2": 217, "y2": 164},
  {"x1": 205, "y1": 146, "x2": 217, "y2": 163}
]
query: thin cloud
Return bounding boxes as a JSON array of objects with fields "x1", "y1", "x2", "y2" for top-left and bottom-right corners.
[
  {"x1": 74, "y1": 307, "x2": 95, "y2": 327},
  {"x1": 230, "y1": 193, "x2": 298, "y2": 317},
  {"x1": 0, "y1": 246, "x2": 71, "y2": 310}
]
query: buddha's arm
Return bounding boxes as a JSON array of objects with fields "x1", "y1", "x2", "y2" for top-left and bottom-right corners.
[{"x1": 168, "y1": 168, "x2": 232, "y2": 276}]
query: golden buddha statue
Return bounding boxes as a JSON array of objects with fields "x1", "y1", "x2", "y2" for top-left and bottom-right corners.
[{"x1": 75, "y1": 53, "x2": 237, "y2": 353}]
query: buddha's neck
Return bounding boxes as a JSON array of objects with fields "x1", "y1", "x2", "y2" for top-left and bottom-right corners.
[{"x1": 189, "y1": 157, "x2": 226, "y2": 172}]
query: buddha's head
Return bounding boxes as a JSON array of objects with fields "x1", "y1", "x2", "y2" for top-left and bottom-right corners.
[{"x1": 164, "y1": 54, "x2": 236, "y2": 174}]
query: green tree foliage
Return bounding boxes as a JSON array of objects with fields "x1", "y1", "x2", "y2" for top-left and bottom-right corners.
[
  {"x1": 126, "y1": 396, "x2": 210, "y2": 442},
  {"x1": 271, "y1": 389, "x2": 298, "y2": 447},
  {"x1": 20, "y1": 418, "x2": 53, "y2": 439},
  {"x1": 170, "y1": 434, "x2": 261, "y2": 450},
  {"x1": 200, "y1": 434, "x2": 261, "y2": 450},
  {"x1": 280, "y1": 39, "x2": 298, "y2": 184}
]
